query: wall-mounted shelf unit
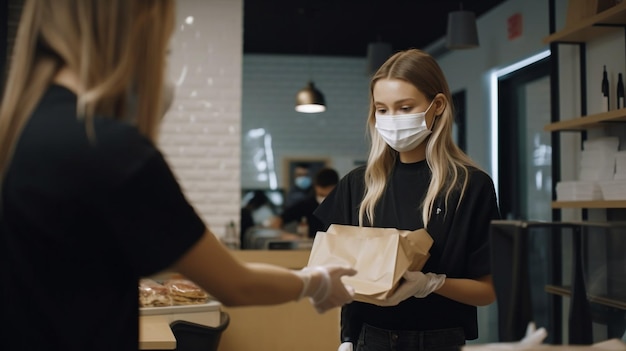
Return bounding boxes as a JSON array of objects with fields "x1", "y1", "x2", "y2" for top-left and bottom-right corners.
[
  {"x1": 539, "y1": 0, "x2": 626, "y2": 344},
  {"x1": 544, "y1": 108, "x2": 626, "y2": 131},
  {"x1": 543, "y1": 2, "x2": 626, "y2": 44},
  {"x1": 545, "y1": 2, "x2": 626, "y2": 210},
  {"x1": 552, "y1": 200, "x2": 626, "y2": 209}
]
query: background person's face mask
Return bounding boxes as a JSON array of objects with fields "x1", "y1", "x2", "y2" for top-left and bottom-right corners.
[
  {"x1": 375, "y1": 101, "x2": 434, "y2": 152},
  {"x1": 294, "y1": 176, "x2": 312, "y2": 189}
]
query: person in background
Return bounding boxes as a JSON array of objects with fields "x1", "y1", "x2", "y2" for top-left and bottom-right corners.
[
  {"x1": 314, "y1": 49, "x2": 501, "y2": 351},
  {"x1": 240, "y1": 190, "x2": 272, "y2": 248},
  {"x1": 0, "y1": 1, "x2": 356, "y2": 350},
  {"x1": 284, "y1": 162, "x2": 314, "y2": 207},
  {"x1": 269, "y1": 167, "x2": 339, "y2": 238}
]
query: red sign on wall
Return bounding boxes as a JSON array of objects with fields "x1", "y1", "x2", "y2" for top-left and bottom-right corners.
[{"x1": 507, "y1": 13, "x2": 523, "y2": 40}]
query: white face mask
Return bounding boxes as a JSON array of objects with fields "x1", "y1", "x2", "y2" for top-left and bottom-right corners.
[{"x1": 375, "y1": 100, "x2": 435, "y2": 152}]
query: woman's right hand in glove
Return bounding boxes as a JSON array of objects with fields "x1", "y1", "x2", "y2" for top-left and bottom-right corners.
[{"x1": 295, "y1": 265, "x2": 357, "y2": 313}]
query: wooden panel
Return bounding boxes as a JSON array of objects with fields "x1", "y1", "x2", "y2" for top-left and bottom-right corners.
[
  {"x1": 544, "y1": 108, "x2": 626, "y2": 131},
  {"x1": 552, "y1": 200, "x2": 626, "y2": 208},
  {"x1": 544, "y1": 1, "x2": 626, "y2": 44},
  {"x1": 219, "y1": 300, "x2": 340, "y2": 351},
  {"x1": 229, "y1": 249, "x2": 311, "y2": 269},
  {"x1": 219, "y1": 249, "x2": 341, "y2": 351},
  {"x1": 139, "y1": 316, "x2": 177, "y2": 350}
]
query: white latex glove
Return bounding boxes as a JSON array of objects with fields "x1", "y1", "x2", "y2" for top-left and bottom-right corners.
[
  {"x1": 519, "y1": 322, "x2": 547, "y2": 346},
  {"x1": 377, "y1": 271, "x2": 446, "y2": 307},
  {"x1": 469, "y1": 322, "x2": 547, "y2": 350},
  {"x1": 294, "y1": 265, "x2": 356, "y2": 313},
  {"x1": 338, "y1": 342, "x2": 353, "y2": 351}
]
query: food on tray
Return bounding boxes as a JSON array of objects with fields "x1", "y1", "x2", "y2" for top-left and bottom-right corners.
[
  {"x1": 139, "y1": 279, "x2": 172, "y2": 307},
  {"x1": 164, "y1": 278, "x2": 209, "y2": 305}
]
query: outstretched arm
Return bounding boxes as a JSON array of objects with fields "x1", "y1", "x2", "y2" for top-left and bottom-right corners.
[{"x1": 172, "y1": 230, "x2": 356, "y2": 310}]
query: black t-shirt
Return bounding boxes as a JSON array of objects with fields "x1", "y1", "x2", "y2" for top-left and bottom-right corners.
[
  {"x1": 314, "y1": 160, "x2": 501, "y2": 341},
  {"x1": 0, "y1": 85, "x2": 206, "y2": 350},
  {"x1": 280, "y1": 195, "x2": 323, "y2": 238}
]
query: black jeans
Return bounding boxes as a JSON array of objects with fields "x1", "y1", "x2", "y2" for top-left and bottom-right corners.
[{"x1": 355, "y1": 324, "x2": 466, "y2": 351}]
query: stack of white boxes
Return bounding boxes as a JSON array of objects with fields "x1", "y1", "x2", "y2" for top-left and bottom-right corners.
[
  {"x1": 556, "y1": 137, "x2": 619, "y2": 201},
  {"x1": 614, "y1": 151, "x2": 626, "y2": 180},
  {"x1": 599, "y1": 149, "x2": 626, "y2": 200}
]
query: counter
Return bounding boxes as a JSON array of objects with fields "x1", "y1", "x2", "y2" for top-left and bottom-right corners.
[
  {"x1": 139, "y1": 315, "x2": 176, "y2": 350},
  {"x1": 139, "y1": 299, "x2": 222, "y2": 350},
  {"x1": 218, "y1": 250, "x2": 341, "y2": 351},
  {"x1": 140, "y1": 250, "x2": 341, "y2": 351}
]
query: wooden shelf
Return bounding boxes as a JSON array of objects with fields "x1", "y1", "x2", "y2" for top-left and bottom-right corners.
[
  {"x1": 544, "y1": 108, "x2": 626, "y2": 131},
  {"x1": 552, "y1": 200, "x2": 626, "y2": 208},
  {"x1": 545, "y1": 285, "x2": 626, "y2": 310},
  {"x1": 544, "y1": 2, "x2": 626, "y2": 44}
]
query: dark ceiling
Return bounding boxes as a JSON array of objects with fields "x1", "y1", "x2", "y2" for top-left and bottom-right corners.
[{"x1": 243, "y1": 0, "x2": 507, "y2": 57}]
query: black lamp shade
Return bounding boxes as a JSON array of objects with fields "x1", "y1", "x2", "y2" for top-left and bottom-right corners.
[
  {"x1": 295, "y1": 81, "x2": 326, "y2": 113},
  {"x1": 446, "y1": 10, "x2": 479, "y2": 50}
]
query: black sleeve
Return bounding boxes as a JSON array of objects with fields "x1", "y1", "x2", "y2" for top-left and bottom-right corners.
[
  {"x1": 312, "y1": 185, "x2": 345, "y2": 230},
  {"x1": 314, "y1": 166, "x2": 365, "y2": 228},
  {"x1": 103, "y1": 152, "x2": 206, "y2": 277},
  {"x1": 90, "y1": 123, "x2": 205, "y2": 277},
  {"x1": 461, "y1": 170, "x2": 502, "y2": 278}
]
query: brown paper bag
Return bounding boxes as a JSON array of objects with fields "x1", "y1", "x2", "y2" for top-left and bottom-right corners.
[{"x1": 307, "y1": 224, "x2": 433, "y2": 305}]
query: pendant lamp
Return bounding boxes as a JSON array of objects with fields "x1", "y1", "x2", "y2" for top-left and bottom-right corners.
[
  {"x1": 294, "y1": 4, "x2": 326, "y2": 113},
  {"x1": 295, "y1": 81, "x2": 326, "y2": 113},
  {"x1": 446, "y1": 4, "x2": 479, "y2": 50}
]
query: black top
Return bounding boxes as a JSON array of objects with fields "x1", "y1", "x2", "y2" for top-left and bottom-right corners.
[
  {"x1": 314, "y1": 160, "x2": 501, "y2": 341},
  {"x1": 0, "y1": 85, "x2": 206, "y2": 350},
  {"x1": 280, "y1": 195, "x2": 323, "y2": 238}
]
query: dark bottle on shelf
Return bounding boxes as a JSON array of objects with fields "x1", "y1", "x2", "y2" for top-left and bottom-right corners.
[
  {"x1": 617, "y1": 73, "x2": 624, "y2": 109},
  {"x1": 602, "y1": 65, "x2": 610, "y2": 112}
]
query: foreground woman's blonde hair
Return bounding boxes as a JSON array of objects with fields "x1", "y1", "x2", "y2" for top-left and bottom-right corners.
[
  {"x1": 0, "y1": 0, "x2": 175, "y2": 181},
  {"x1": 359, "y1": 49, "x2": 480, "y2": 227}
]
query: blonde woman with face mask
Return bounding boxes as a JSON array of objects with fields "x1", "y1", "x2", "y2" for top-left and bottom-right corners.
[
  {"x1": 314, "y1": 49, "x2": 501, "y2": 351},
  {"x1": 0, "y1": 1, "x2": 356, "y2": 350}
]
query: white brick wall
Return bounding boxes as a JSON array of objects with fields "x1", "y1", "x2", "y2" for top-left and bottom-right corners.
[
  {"x1": 157, "y1": 1, "x2": 371, "y2": 237},
  {"x1": 160, "y1": 0, "x2": 242, "y2": 238},
  {"x1": 158, "y1": 2, "x2": 385, "y2": 235},
  {"x1": 241, "y1": 54, "x2": 371, "y2": 191}
]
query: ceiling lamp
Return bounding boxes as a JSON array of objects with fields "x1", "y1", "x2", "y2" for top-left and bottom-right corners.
[
  {"x1": 295, "y1": 81, "x2": 326, "y2": 113},
  {"x1": 294, "y1": 4, "x2": 326, "y2": 114},
  {"x1": 446, "y1": 4, "x2": 479, "y2": 50}
]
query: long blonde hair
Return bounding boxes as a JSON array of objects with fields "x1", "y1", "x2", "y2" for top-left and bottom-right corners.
[
  {"x1": 0, "y1": 0, "x2": 175, "y2": 181},
  {"x1": 359, "y1": 49, "x2": 480, "y2": 227}
]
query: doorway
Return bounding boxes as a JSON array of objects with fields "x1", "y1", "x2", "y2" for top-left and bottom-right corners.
[
  {"x1": 496, "y1": 55, "x2": 558, "y2": 342},
  {"x1": 498, "y1": 57, "x2": 552, "y2": 221}
]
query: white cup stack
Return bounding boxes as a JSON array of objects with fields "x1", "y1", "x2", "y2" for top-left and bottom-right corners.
[
  {"x1": 614, "y1": 151, "x2": 626, "y2": 180},
  {"x1": 556, "y1": 137, "x2": 620, "y2": 201},
  {"x1": 555, "y1": 181, "x2": 603, "y2": 201},
  {"x1": 599, "y1": 150, "x2": 626, "y2": 200}
]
